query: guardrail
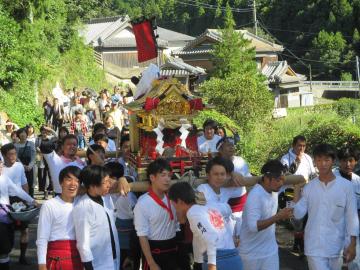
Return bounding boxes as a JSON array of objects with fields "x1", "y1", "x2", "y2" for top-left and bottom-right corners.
[{"x1": 304, "y1": 81, "x2": 359, "y2": 89}]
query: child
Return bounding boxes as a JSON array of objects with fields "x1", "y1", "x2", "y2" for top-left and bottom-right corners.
[
  {"x1": 169, "y1": 182, "x2": 243, "y2": 270},
  {"x1": 36, "y1": 166, "x2": 82, "y2": 270},
  {"x1": 133, "y1": 158, "x2": 179, "y2": 270},
  {"x1": 293, "y1": 144, "x2": 359, "y2": 270},
  {"x1": 69, "y1": 111, "x2": 88, "y2": 149},
  {"x1": 73, "y1": 165, "x2": 120, "y2": 270}
]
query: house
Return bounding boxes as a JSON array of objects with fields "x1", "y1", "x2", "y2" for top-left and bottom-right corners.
[
  {"x1": 160, "y1": 57, "x2": 206, "y2": 91},
  {"x1": 80, "y1": 15, "x2": 194, "y2": 79},
  {"x1": 172, "y1": 28, "x2": 284, "y2": 72},
  {"x1": 262, "y1": 61, "x2": 313, "y2": 107}
]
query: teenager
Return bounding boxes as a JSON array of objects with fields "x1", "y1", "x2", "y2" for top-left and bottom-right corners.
[
  {"x1": 1, "y1": 143, "x2": 31, "y2": 265},
  {"x1": 293, "y1": 144, "x2": 359, "y2": 270},
  {"x1": 105, "y1": 162, "x2": 141, "y2": 270},
  {"x1": 89, "y1": 123, "x2": 116, "y2": 152},
  {"x1": 0, "y1": 169, "x2": 36, "y2": 270},
  {"x1": 118, "y1": 135, "x2": 137, "y2": 180},
  {"x1": 73, "y1": 165, "x2": 120, "y2": 270},
  {"x1": 86, "y1": 144, "x2": 105, "y2": 166},
  {"x1": 133, "y1": 158, "x2": 179, "y2": 270},
  {"x1": 197, "y1": 119, "x2": 222, "y2": 154},
  {"x1": 239, "y1": 160, "x2": 292, "y2": 270},
  {"x1": 169, "y1": 182, "x2": 243, "y2": 270},
  {"x1": 216, "y1": 137, "x2": 251, "y2": 235},
  {"x1": 334, "y1": 146, "x2": 360, "y2": 270},
  {"x1": 40, "y1": 134, "x2": 85, "y2": 196},
  {"x1": 36, "y1": 166, "x2": 82, "y2": 270}
]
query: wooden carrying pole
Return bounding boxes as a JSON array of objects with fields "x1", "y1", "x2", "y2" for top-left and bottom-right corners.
[{"x1": 128, "y1": 174, "x2": 306, "y2": 193}]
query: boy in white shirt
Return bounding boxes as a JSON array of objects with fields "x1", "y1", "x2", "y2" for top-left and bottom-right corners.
[
  {"x1": 239, "y1": 159, "x2": 293, "y2": 270},
  {"x1": 0, "y1": 166, "x2": 36, "y2": 270},
  {"x1": 293, "y1": 144, "x2": 359, "y2": 270},
  {"x1": 133, "y1": 158, "x2": 179, "y2": 270},
  {"x1": 73, "y1": 165, "x2": 120, "y2": 270},
  {"x1": 334, "y1": 147, "x2": 360, "y2": 270},
  {"x1": 169, "y1": 181, "x2": 243, "y2": 270},
  {"x1": 197, "y1": 119, "x2": 222, "y2": 154},
  {"x1": 36, "y1": 166, "x2": 82, "y2": 270}
]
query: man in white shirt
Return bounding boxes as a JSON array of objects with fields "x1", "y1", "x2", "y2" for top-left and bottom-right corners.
[
  {"x1": 334, "y1": 147, "x2": 360, "y2": 270},
  {"x1": 293, "y1": 143, "x2": 359, "y2": 270},
  {"x1": 239, "y1": 160, "x2": 293, "y2": 270},
  {"x1": 73, "y1": 165, "x2": 120, "y2": 270},
  {"x1": 169, "y1": 182, "x2": 243, "y2": 270},
  {"x1": 133, "y1": 158, "x2": 179, "y2": 270},
  {"x1": 36, "y1": 166, "x2": 82, "y2": 270},
  {"x1": 40, "y1": 134, "x2": 85, "y2": 195},
  {"x1": 280, "y1": 135, "x2": 316, "y2": 254},
  {"x1": 197, "y1": 119, "x2": 222, "y2": 154},
  {"x1": 0, "y1": 143, "x2": 31, "y2": 265},
  {"x1": 0, "y1": 166, "x2": 36, "y2": 270}
]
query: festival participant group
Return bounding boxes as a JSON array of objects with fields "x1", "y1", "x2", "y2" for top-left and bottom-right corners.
[{"x1": 0, "y1": 86, "x2": 360, "y2": 270}]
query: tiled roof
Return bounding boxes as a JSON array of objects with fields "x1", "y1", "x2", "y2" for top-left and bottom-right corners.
[
  {"x1": 261, "y1": 61, "x2": 305, "y2": 84},
  {"x1": 160, "y1": 57, "x2": 206, "y2": 76},
  {"x1": 174, "y1": 28, "x2": 283, "y2": 55}
]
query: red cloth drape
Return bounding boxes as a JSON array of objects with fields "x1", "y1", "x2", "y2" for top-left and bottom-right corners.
[{"x1": 132, "y1": 19, "x2": 158, "y2": 63}]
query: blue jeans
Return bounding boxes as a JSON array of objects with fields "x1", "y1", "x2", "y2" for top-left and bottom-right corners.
[
  {"x1": 77, "y1": 134, "x2": 85, "y2": 149},
  {"x1": 203, "y1": 248, "x2": 243, "y2": 270}
]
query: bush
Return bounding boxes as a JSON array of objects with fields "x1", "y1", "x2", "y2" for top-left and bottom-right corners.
[{"x1": 240, "y1": 108, "x2": 360, "y2": 175}]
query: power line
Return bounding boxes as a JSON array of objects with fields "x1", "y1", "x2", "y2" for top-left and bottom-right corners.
[
  {"x1": 184, "y1": 0, "x2": 254, "y2": 11},
  {"x1": 262, "y1": 26, "x2": 353, "y2": 39},
  {"x1": 279, "y1": 52, "x2": 355, "y2": 65},
  {"x1": 175, "y1": 0, "x2": 253, "y2": 13}
]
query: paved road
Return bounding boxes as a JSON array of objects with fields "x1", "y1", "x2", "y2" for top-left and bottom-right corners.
[{"x1": 10, "y1": 192, "x2": 308, "y2": 270}]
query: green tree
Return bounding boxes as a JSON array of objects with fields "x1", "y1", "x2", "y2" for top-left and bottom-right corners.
[
  {"x1": 201, "y1": 3, "x2": 273, "y2": 130},
  {"x1": 211, "y1": 3, "x2": 256, "y2": 78},
  {"x1": 306, "y1": 30, "x2": 346, "y2": 78}
]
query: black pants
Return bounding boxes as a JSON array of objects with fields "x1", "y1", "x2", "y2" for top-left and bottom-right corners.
[
  {"x1": 0, "y1": 223, "x2": 15, "y2": 255},
  {"x1": 143, "y1": 238, "x2": 179, "y2": 270},
  {"x1": 38, "y1": 162, "x2": 50, "y2": 192},
  {"x1": 25, "y1": 169, "x2": 34, "y2": 198}
]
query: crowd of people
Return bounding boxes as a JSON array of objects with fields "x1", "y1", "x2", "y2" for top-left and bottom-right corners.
[{"x1": 0, "y1": 88, "x2": 359, "y2": 270}]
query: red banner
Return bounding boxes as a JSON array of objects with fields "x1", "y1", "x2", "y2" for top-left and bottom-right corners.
[{"x1": 132, "y1": 19, "x2": 158, "y2": 63}]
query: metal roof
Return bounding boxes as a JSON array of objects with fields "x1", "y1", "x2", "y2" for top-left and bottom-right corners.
[{"x1": 102, "y1": 37, "x2": 168, "y2": 48}]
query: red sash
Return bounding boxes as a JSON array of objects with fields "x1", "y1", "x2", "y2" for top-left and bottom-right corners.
[
  {"x1": 46, "y1": 240, "x2": 82, "y2": 270},
  {"x1": 228, "y1": 193, "x2": 248, "y2": 213},
  {"x1": 148, "y1": 189, "x2": 174, "y2": 220}
]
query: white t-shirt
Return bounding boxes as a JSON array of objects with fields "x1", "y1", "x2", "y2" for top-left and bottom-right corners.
[
  {"x1": 188, "y1": 203, "x2": 235, "y2": 265},
  {"x1": 2, "y1": 162, "x2": 28, "y2": 188},
  {"x1": 112, "y1": 192, "x2": 137, "y2": 220},
  {"x1": 281, "y1": 149, "x2": 315, "y2": 179},
  {"x1": 134, "y1": 193, "x2": 177, "y2": 240},
  {"x1": 43, "y1": 151, "x2": 85, "y2": 194},
  {"x1": 36, "y1": 196, "x2": 78, "y2": 264},
  {"x1": 197, "y1": 183, "x2": 242, "y2": 204},
  {"x1": 197, "y1": 134, "x2": 221, "y2": 154},
  {"x1": 294, "y1": 176, "x2": 359, "y2": 257},
  {"x1": 239, "y1": 184, "x2": 278, "y2": 259}
]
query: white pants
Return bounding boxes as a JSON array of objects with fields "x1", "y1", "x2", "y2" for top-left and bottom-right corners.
[
  {"x1": 241, "y1": 253, "x2": 279, "y2": 270},
  {"x1": 307, "y1": 256, "x2": 342, "y2": 270}
]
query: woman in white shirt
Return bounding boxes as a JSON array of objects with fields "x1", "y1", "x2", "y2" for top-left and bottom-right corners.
[{"x1": 36, "y1": 166, "x2": 82, "y2": 270}]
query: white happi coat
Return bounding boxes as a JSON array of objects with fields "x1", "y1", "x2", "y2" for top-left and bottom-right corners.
[{"x1": 73, "y1": 194, "x2": 120, "y2": 270}]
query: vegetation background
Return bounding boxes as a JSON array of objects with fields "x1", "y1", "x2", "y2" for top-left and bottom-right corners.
[{"x1": 1, "y1": 0, "x2": 360, "y2": 173}]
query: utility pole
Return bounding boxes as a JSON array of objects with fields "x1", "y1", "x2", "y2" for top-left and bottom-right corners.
[
  {"x1": 253, "y1": 0, "x2": 258, "y2": 36},
  {"x1": 357, "y1": 56, "x2": 360, "y2": 98},
  {"x1": 309, "y1": 64, "x2": 313, "y2": 92}
]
